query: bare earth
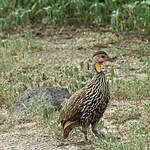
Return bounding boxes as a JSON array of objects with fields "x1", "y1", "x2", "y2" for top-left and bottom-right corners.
[
  {"x1": 0, "y1": 27, "x2": 149, "y2": 149},
  {"x1": 0, "y1": 100, "x2": 149, "y2": 150},
  {"x1": 0, "y1": 121, "x2": 91, "y2": 150}
]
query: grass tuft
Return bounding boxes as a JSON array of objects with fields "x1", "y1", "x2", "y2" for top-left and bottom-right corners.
[
  {"x1": 0, "y1": 0, "x2": 150, "y2": 34},
  {"x1": 0, "y1": 28, "x2": 150, "y2": 149}
]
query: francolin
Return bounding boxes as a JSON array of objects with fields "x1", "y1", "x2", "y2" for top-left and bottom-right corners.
[{"x1": 59, "y1": 51, "x2": 116, "y2": 142}]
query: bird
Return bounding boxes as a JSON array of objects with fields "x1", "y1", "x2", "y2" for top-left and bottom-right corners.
[{"x1": 58, "y1": 51, "x2": 116, "y2": 142}]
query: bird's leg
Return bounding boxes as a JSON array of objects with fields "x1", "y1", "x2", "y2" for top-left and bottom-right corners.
[
  {"x1": 91, "y1": 122, "x2": 104, "y2": 140},
  {"x1": 82, "y1": 126, "x2": 88, "y2": 143}
]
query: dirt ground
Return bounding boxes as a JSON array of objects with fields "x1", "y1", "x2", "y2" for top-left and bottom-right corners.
[
  {"x1": 0, "y1": 27, "x2": 150, "y2": 150},
  {"x1": 0, "y1": 100, "x2": 149, "y2": 150}
]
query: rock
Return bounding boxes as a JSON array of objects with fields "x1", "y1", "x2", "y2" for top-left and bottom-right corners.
[{"x1": 9, "y1": 86, "x2": 71, "y2": 115}]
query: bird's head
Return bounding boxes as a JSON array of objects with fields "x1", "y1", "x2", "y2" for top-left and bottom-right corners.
[{"x1": 92, "y1": 51, "x2": 117, "y2": 73}]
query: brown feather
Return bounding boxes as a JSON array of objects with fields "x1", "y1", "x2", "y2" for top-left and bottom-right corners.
[
  {"x1": 59, "y1": 87, "x2": 86, "y2": 127},
  {"x1": 58, "y1": 51, "x2": 114, "y2": 140}
]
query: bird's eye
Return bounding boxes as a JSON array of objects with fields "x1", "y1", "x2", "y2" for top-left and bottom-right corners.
[{"x1": 101, "y1": 55, "x2": 105, "y2": 58}]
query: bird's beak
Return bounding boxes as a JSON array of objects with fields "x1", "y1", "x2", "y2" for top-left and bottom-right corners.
[{"x1": 107, "y1": 56, "x2": 117, "y2": 62}]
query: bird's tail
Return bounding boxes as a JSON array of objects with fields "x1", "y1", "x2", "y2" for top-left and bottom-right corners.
[{"x1": 63, "y1": 121, "x2": 79, "y2": 139}]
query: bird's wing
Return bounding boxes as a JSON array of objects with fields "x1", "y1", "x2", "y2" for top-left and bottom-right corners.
[{"x1": 59, "y1": 87, "x2": 86, "y2": 127}]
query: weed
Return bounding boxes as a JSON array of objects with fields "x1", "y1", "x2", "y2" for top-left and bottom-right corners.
[
  {"x1": 110, "y1": 77, "x2": 150, "y2": 101},
  {"x1": 0, "y1": 0, "x2": 150, "y2": 33},
  {"x1": 0, "y1": 28, "x2": 150, "y2": 149},
  {"x1": 144, "y1": 102, "x2": 150, "y2": 114}
]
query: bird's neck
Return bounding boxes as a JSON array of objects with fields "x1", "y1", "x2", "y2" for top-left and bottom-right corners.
[
  {"x1": 94, "y1": 71, "x2": 105, "y2": 79},
  {"x1": 89, "y1": 71, "x2": 106, "y2": 93}
]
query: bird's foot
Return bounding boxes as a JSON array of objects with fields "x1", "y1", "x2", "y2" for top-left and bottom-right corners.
[
  {"x1": 96, "y1": 133, "x2": 105, "y2": 140},
  {"x1": 92, "y1": 130, "x2": 105, "y2": 140},
  {"x1": 83, "y1": 138, "x2": 89, "y2": 144}
]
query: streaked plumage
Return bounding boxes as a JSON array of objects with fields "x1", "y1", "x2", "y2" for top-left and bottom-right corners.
[{"x1": 59, "y1": 51, "x2": 116, "y2": 142}]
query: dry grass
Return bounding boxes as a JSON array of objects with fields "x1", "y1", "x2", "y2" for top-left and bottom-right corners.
[{"x1": 0, "y1": 26, "x2": 150, "y2": 149}]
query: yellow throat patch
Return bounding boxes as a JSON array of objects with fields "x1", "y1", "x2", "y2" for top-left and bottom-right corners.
[{"x1": 95, "y1": 62, "x2": 101, "y2": 72}]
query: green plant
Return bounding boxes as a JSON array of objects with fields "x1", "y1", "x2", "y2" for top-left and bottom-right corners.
[
  {"x1": 111, "y1": 1, "x2": 150, "y2": 33},
  {"x1": 0, "y1": 27, "x2": 150, "y2": 149},
  {"x1": 0, "y1": 0, "x2": 149, "y2": 33}
]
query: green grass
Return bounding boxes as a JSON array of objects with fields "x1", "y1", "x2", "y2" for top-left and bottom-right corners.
[
  {"x1": 0, "y1": 28, "x2": 150, "y2": 149},
  {"x1": 0, "y1": 0, "x2": 150, "y2": 34}
]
